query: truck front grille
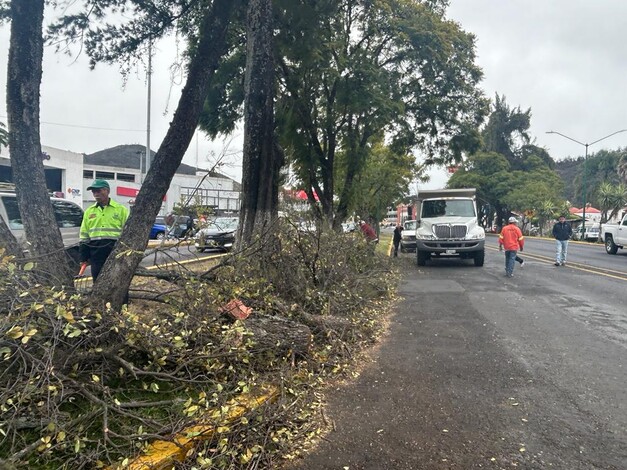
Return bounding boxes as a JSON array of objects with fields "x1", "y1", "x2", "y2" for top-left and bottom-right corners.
[{"x1": 433, "y1": 224, "x2": 467, "y2": 239}]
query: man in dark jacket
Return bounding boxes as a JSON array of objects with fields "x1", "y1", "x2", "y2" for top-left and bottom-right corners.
[
  {"x1": 552, "y1": 215, "x2": 573, "y2": 266},
  {"x1": 392, "y1": 224, "x2": 403, "y2": 257}
]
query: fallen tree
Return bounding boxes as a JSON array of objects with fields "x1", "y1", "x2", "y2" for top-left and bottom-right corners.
[{"x1": 0, "y1": 220, "x2": 398, "y2": 468}]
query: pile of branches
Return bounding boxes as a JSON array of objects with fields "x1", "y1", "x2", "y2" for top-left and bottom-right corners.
[{"x1": 0, "y1": 220, "x2": 398, "y2": 469}]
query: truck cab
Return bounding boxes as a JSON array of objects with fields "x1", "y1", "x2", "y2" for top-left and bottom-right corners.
[{"x1": 414, "y1": 188, "x2": 485, "y2": 266}]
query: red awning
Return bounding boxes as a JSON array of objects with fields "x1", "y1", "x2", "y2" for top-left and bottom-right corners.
[{"x1": 295, "y1": 189, "x2": 319, "y2": 201}]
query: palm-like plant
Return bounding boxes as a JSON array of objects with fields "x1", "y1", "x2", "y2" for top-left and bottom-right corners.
[
  {"x1": 537, "y1": 199, "x2": 559, "y2": 236},
  {"x1": 598, "y1": 181, "x2": 616, "y2": 224},
  {"x1": 598, "y1": 182, "x2": 627, "y2": 242},
  {"x1": 618, "y1": 154, "x2": 627, "y2": 183}
]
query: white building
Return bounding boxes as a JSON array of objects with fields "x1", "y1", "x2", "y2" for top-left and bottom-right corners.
[{"x1": 0, "y1": 144, "x2": 240, "y2": 216}]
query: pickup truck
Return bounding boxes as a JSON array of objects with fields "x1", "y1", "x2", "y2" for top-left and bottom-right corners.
[
  {"x1": 414, "y1": 188, "x2": 485, "y2": 266},
  {"x1": 601, "y1": 214, "x2": 627, "y2": 254}
]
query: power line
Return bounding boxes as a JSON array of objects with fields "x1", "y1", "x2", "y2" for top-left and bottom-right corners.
[{"x1": 0, "y1": 115, "x2": 145, "y2": 133}]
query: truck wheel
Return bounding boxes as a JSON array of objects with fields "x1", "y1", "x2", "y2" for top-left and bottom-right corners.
[
  {"x1": 473, "y1": 249, "x2": 485, "y2": 267},
  {"x1": 416, "y1": 250, "x2": 428, "y2": 266},
  {"x1": 605, "y1": 236, "x2": 619, "y2": 254}
]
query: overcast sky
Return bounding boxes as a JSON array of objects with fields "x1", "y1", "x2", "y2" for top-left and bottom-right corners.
[{"x1": 1, "y1": 0, "x2": 627, "y2": 188}]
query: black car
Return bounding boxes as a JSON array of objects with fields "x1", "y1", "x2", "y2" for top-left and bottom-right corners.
[{"x1": 194, "y1": 217, "x2": 239, "y2": 252}]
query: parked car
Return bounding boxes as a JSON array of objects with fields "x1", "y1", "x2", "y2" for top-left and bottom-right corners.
[
  {"x1": 195, "y1": 217, "x2": 239, "y2": 252},
  {"x1": 573, "y1": 224, "x2": 600, "y2": 241},
  {"x1": 150, "y1": 223, "x2": 168, "y2": 240},
  {"x1": 0, "y1": 186, "x2": 84, "y2": 269},
  {"x1": 400, "y1": 220, "x2": 417, "y2": 253}
]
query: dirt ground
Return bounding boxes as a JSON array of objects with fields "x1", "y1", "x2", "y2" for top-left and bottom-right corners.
[{"x1": 286, "y1": 256, "x2": 626, "y2": 470}]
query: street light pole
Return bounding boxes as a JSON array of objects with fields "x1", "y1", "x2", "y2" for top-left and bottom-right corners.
[{"x1": 546, "y1": 129, "x2": 627, "y2": 235}]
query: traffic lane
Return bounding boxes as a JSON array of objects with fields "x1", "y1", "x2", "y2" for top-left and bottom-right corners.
[
  {"x1": 297, "y1": 252, "x2": 627, "y2": 468},
  {"x1": 412, "y1": 249, "x2": 627, "y2": 467},
  {"x1": 141, "y1": 242, "x2": 201, "y2": 267}
]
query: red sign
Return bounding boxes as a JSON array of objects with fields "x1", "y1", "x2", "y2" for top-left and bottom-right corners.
[
  {"x1": 116, "y1": 186, "x2": 166, "y2": 201},
  {"x1": 117, "y1": 186, "x2": 140, "y2": 197}
]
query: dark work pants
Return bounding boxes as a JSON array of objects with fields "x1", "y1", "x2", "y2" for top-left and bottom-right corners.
[
  {"x1": 393, "y1": 241, "x2": 400, "y2": 257},
  {"x1": 81, "y1": 239, "x2": 116, "y2": 281}
]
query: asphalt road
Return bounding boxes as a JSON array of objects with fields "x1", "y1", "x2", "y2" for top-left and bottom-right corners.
[{"x1": 290, "y1": 236, "x2": 627, "y2": 469}]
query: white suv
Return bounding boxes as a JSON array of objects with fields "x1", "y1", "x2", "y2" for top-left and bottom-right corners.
[{"x1": 0, "y1": 189, "x2": 84, "y2": 265}]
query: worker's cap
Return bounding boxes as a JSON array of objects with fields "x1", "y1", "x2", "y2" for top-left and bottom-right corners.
[
  {"x1": 87, "y1": 179, "x2": 110, "y2": 191},
  {"x1": 508, "y1": 216, "x2": 517, "y2": 223}
]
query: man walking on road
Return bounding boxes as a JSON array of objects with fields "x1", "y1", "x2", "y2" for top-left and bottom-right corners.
[
  {"x1": 499, "y1": 216, "x2": 524, "y2": 277},
  {"x1": 552, "y1": 215, "x2": 572, "y2": 266}
]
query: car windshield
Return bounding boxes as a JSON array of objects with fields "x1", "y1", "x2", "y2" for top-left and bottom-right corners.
[
  {"x1": 404, "y1": 220, "x2": 417, "y2": 230},
  {"x1": 421, "y1": 199, "x2": 475, "y2": 218},
  {"x1": 207, "y1": 217, "x2": 239, "y2": 231}
]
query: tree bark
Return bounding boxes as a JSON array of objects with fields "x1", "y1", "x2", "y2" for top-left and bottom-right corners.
[
  {"x1": 245, "y1": 315, "x2": 312, "y2": 358},
  {"x1": 90, "y1": 0, "x2": 235, "y2": 310},
  {"x1": 237, "y1": 0, "x2": 281, "y2": 248},
  {"x1": 0, "y1": 217, "x2": 24, "y2": 259},
  {"x1": 6, "y1": 0, "x2": 73, "y2": 285}
]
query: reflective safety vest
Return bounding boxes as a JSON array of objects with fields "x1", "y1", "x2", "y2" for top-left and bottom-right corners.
[
  {"x1": 499, "y1": 224, "x2": 524, "y2": 251},
  {"x1": 80, "y1": 199, "x2": 129, "y2": 241}
]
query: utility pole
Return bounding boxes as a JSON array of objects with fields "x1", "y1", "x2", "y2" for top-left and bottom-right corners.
[{"x1": 145, "y1": 41, "x2": 152, "y2": 180}]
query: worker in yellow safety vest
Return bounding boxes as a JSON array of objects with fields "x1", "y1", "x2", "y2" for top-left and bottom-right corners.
[{"x1": 79, "y1": 179, "x2": 129, "y2": 280}]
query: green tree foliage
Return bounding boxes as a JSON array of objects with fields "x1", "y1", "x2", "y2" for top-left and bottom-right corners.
[
  {"x1": 449, "y1": 149, "x2": 563, "y2": 230},
  {"x1": 199, "y1": 0, "x2": 487, "y2": 226},
  {"x1": 598, "y1": 181, "x2": 627, "y2": 224},
  {"x1": 619, "y1": 153, "x2": 627, "y2": 183},
  {"x1": 482, "y1": 94, "x2": 531, "y2": 162},
  {"x1": 452, "y1": 95, "x2": 565, "y2": 227},
  {"x1": 336, "y1": 139, "x2": 420, "y2": 224},
  {"x1": 555, "y1": 148, "x2": 626, "y2": 206}
]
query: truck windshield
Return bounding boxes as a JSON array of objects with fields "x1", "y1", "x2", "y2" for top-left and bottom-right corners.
[{"x1": 421, "y1": 200, "x2": 475, "y2": 218}]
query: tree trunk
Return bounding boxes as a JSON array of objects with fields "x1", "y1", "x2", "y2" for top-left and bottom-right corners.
[
  {"x1": 6, "y1": 0, "x2": 73, "y2": 285},
  {"x1": 0, "y1": 217, "x2": 24, "y2": 259},
  {"x1": 245, "y1": 315, "x2": 312, "y2": 358},
  {"x1": 237, "y1": 0, "x2": 280, "y2": 248},
  {"x1": 90, "y1": 0, "x2": 235, "y2": 310}
]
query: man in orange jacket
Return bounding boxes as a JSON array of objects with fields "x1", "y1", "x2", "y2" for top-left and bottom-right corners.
[{"x1": 499, "y1": 216, "x2": 524, "y2": 277}]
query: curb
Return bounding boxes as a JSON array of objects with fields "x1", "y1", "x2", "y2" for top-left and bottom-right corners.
[{"x1": 110, "y1": 385, "x2": 279, "y2": 470}]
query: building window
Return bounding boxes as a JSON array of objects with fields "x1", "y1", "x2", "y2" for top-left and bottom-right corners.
[
  {"x1": 83, "y1": 169, "x2": 94, "y2": 179},
  {"x1": 95, "y1": 171, "x2": 115, "y2": 180},
  {"x1": 117, "y1": 173, "x2": 135, "y2": 182}
]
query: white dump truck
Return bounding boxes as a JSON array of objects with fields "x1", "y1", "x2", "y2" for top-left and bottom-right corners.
[{"x1": 414, "y1": 188, "x2": 485, "y2": 266}]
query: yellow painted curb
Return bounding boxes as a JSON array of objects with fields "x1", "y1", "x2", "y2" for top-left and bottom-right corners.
[{"x1": 110, "y1": 385, "x2": 279, "y2": 470}]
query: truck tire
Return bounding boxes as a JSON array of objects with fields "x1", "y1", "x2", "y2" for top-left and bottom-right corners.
[
  {"x1": 416, "y1": 250, "x2": 428, "y2": 266},
  {"x1": 473, "y1": 249, "x2": 485, "y2": 267},
  {"x1": 605, "y1": 236, "x2": 619, "y2": 255}
]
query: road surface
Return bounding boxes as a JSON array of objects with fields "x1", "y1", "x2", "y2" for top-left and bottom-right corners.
[{"x1": 290, "y1": 236, "x2": 627, "y2": 469}]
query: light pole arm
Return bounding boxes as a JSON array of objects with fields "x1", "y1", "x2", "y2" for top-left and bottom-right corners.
[
  {"x1": 589, "y1": 129, "x2": 627, "y2": 146},
  {"x1": 546, "y1": 131, "x2": 586, "y2": 146}
]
